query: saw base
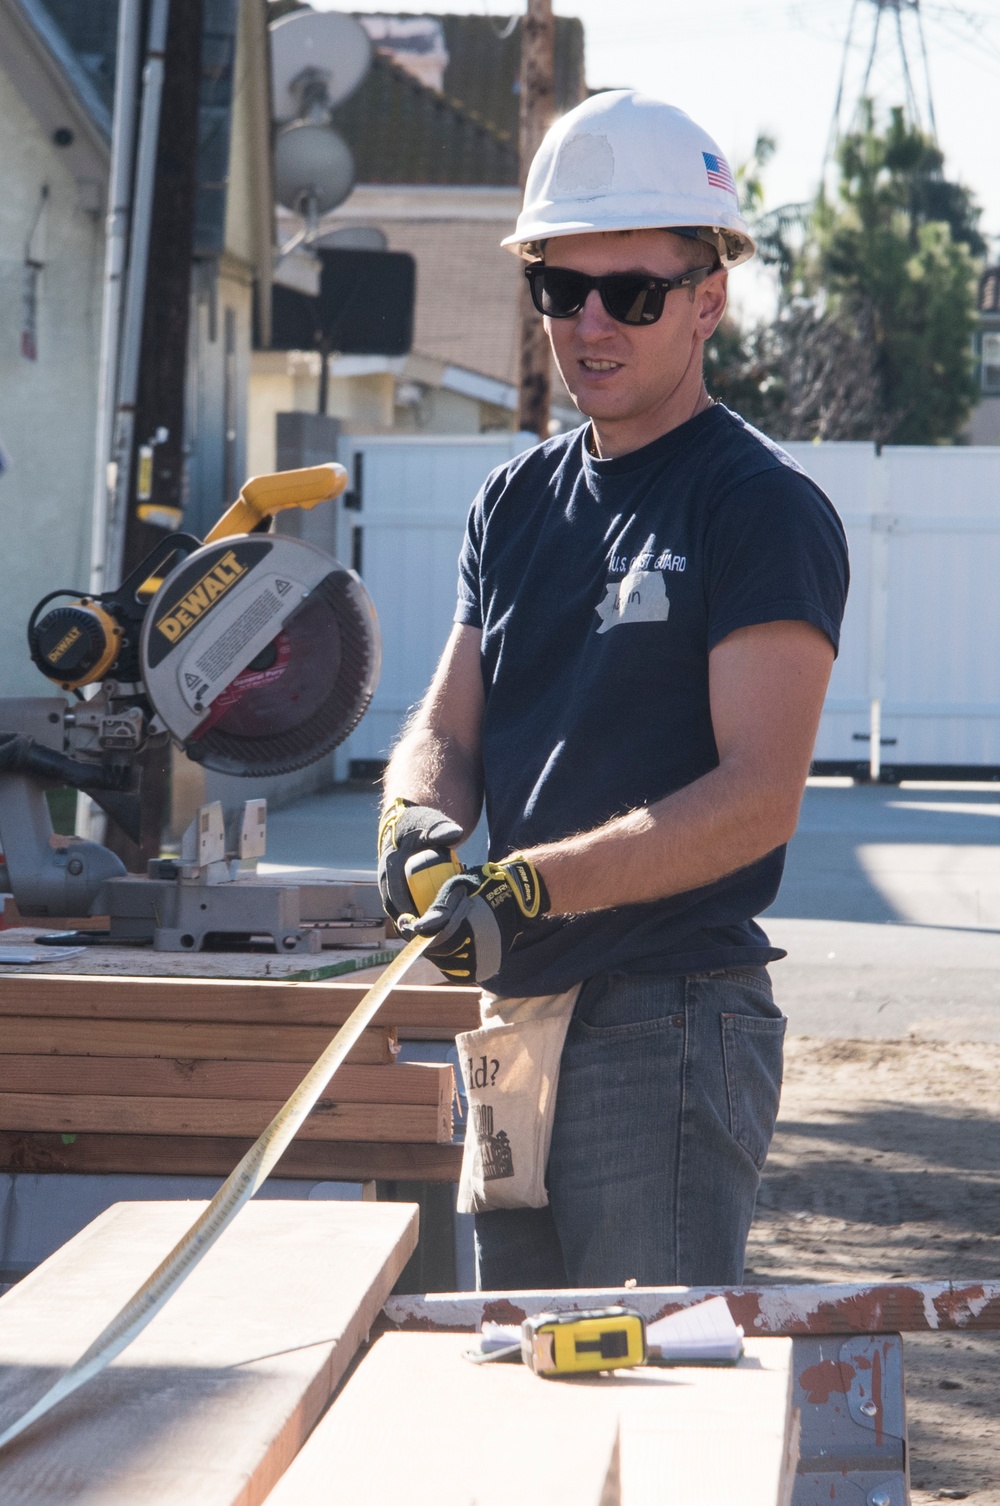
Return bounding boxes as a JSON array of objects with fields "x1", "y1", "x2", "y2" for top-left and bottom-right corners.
[{"x1": 101, "y1": 869, "x2": 385, "y2": 954}]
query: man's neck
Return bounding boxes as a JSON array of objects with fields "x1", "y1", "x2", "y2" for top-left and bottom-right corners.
[{"x1": 588, "y1": 382, "x2": 713, "y2": 460}]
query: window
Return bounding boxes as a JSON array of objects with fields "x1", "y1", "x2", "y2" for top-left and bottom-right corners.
[{"x1": 982, "y1": 331, "x2": 1000, "y2": 395}]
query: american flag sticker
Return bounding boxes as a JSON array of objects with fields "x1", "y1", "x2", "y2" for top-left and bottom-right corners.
[{"x1": 703, "y1": 151, "x2": 736, "y2": 196}]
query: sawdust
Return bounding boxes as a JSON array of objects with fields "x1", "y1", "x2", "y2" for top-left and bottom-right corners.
[{"x1": 747, "y1": 1037, "x2": 1000, "y2": 1502}]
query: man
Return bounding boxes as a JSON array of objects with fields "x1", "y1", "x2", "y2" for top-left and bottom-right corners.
[{"x1": 378, "y1": 91, "x2": 849, "y2": 1291}]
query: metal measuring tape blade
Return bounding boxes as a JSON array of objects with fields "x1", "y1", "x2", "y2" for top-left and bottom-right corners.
[{"x1": 0, "y1": 932, "x2": 433, "y2": 1454}]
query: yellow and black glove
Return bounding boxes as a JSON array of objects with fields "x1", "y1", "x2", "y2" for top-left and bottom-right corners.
[
  {"x1": 397, "y1": 856, "x2": 548, "y2": 984},
  {"x1": 377, "y1": 798, "x2": 463, "y2": 923}
]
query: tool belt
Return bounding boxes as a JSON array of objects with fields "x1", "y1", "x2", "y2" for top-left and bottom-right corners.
[{"x1": 455, "y1": 984, "x2": 579, "y2": 1214}]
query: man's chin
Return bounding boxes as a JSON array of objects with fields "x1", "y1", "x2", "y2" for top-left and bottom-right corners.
[{"x1": 566, "y1": 393, "x2": 630, "y2": 423}]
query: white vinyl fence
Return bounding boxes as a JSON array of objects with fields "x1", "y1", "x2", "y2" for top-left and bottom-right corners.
[
  {"x1": 782, "y1": 443, "x2": 1000, "y2": 773},
  {"x1": 337, "y1": 434, "x2": 1000, "y2": 779},
  {"x1": 334, "y1": 433, "x2": 533, "y2": 779}
]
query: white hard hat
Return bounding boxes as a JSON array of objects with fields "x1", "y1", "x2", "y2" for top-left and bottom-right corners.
[{"x1": 502, "y1": 90, "x2": 755, "y2": 267}]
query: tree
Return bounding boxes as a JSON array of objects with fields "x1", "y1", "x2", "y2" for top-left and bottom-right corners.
[
  {"x1": 707, "y1": 109, "x2": 982, "y2": 445},
  {"x1": 804, "y1": 107, "x2": 980, "y2": 443}
]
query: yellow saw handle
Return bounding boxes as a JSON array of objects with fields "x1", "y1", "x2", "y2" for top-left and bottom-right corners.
[
  {"x1": 404, "y1": 848, "x2": 463, "y2": 916},
  {"x1": 205, "y1": 463, "x2": 349, "y2": 543}
]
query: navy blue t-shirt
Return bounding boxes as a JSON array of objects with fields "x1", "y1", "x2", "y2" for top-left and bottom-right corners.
[{"x1": 455, "y1": 404, "x2": 849, "y2": 996}]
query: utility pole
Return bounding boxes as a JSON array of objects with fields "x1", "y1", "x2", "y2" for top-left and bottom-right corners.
[
  {"x1": 106, "y1": 0, "x2": 204, "y2": 873},
  {"x1": 120, "y1": 0, "x2": 202, "y2": 584},
  {"x1": 517, "y1": 0, "x2": 554, "y2": 439}
]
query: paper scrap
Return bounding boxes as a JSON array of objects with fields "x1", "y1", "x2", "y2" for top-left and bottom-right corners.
[
  {"x1": 0, "y1": 945, "x2": 86, "y2": 965},
  {"x1": 646, "y1": 1296, "x2": 744, "y2": 1363},
  {"x1": 479, "y1": 1321, "x2": 521, "y2": 1351}
]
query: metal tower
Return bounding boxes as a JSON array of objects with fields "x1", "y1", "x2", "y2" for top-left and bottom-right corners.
[{"x1": 826, "y1": 0, "x2": 938, "y2": 164}]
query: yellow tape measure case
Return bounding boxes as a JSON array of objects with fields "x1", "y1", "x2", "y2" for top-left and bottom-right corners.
[{"x1": 521, "y1": 1308, "x2": 646, "y2": 1377}]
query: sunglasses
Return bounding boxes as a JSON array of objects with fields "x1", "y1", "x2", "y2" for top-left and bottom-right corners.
[{"x1": 525, "y1": 262, "x2": 717, "y2": 326}]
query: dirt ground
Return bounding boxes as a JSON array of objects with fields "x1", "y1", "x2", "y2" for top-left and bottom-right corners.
[{"x1": 746, "y1": 1036, "x2": 1000, "y2": 1502}]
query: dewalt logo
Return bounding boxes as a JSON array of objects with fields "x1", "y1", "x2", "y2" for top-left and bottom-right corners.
[
  {"x1": 154, "y1": 550, "x2": 247, "y2": 644},
  {"x1": 48, "y1": 625, "x2": 83, "y2": 664}
]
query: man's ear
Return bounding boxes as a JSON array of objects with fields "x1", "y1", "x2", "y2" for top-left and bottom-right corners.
[{"x1": 696, "y1": 270, "x2": 728, "y2": 341}]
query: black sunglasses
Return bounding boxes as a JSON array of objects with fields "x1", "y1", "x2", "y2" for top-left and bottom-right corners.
[{"x1": 525, "y1": 262, "x2": 717, "y2": 326}]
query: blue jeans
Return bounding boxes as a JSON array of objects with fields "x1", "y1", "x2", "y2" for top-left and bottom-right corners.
[{"x1": 474, "y1": 966, "x2": 785, "y2": 1290}]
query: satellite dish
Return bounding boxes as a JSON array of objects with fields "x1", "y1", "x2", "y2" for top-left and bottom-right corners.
[
  {"x1": 274, "y1": 121, "x2": 355, "y2": 216},
  {"x1": 270, "y1": 11, "x2": 372, "y2": 123}
]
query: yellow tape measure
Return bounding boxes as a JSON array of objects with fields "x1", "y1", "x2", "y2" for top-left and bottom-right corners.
[
  {"x1": 0, "y1": 933, "x2": 432, "y2": 1454},
  {"x1": 523, "y1": 1309, "x2": 647, "y2": 1376}
]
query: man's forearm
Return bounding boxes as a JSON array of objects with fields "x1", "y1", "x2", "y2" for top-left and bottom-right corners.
[
  {"x1": 380, "y1": 624, "x2": 486, "y2": 840},
  {"x1": 518, "y1": 758, "x2": 801, "y2": 916},
  {"x1": 382, "y1": 724, "x2": 483, "y2": 839}
]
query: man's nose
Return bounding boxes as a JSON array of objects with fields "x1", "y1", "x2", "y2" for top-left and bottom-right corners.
[{"x1": 575, "y1": 288, "x2": 617, "y2": 338}]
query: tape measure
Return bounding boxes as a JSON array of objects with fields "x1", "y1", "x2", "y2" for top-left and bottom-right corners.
[
  {"x1": 0, "y1": 933, "x2": 432, "y2": 1455},
  {"x1": 523, "y1": 1308, "x2": 647, "y2": 1376},
  {"x1": 469, "y1": 1307, "x2": 647, "y2": 1377}
]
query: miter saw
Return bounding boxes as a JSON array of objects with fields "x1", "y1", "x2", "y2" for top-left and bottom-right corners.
[{"x1": 0, "y1": 463, "x2": 387, "y2": 952}]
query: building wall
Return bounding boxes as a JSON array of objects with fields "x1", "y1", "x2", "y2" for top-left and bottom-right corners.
[
  {"x1": 0, "y1": 64, "x2": 103, "y2": 696},
  {"x1": 248, "y1": 351, "x2": 495, "y2": 480},
  {"x1": 966, "y1": 399, "x2": 1000, "y2": 446}
]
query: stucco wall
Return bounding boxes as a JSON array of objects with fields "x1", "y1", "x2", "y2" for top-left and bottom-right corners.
[
  {"x1": 0, "y1": 65, "x2": 102, "y2": 696},
  {"x1": 966, "y1": 398, "x2": 1000, "y2": 446}
]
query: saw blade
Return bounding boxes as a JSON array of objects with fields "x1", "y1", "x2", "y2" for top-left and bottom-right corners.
[{"x1": 140, "y1": 535, "x2": 380, "y2": 777}]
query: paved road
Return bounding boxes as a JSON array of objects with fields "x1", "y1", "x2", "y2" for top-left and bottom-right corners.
[
  {"x1": 764, "y1": 781, "x2": 1000, "y2": 1041},
  {"x1": 266, "y1": 779, "x2": 1000, "y2": 1042}
]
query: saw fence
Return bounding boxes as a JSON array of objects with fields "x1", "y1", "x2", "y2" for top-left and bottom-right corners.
[{"x1": 0, "y1": 974, "x2": 478, "y2": 1183}]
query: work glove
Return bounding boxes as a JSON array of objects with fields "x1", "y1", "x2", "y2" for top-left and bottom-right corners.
[
  {"x1": 377, "y1": 797, "x2": 463, "y2": 922},
  {"x1": 398, "y1": 856, "x2": 549, "y2": 984}
]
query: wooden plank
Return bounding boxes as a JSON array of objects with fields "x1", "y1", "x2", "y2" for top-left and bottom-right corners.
[
  {"x1": 0, "y1": 1094, "x2": 451, "y2": 1144},
  {"x1": 614, "y1": 1339, "x2": 796, "y2": 1506},
  {"x1": 0, "y1": 1055, "x2": 453, "y2": 1106},
  {"x1": 0, "y1": 1200, "x2": 418, "y2": 1505},
  {"x1": 0, "y1": 1132, "x2": 464, "y2": 1182},
  {"x1": 0, "y1": 906, "x2": 109, "y2": 931},
  {"x1": 0, "y1": 1018, "x2": 396, "y2": 1065},
  {"x1": 263, "y1": 1332, "x2": 796, "y2": 1506},
  {"x1": 384, "y1": 1279, "x2": 1000, "y2": 1336},
  {"x1": 0, "y1": 930, "x2": 399, "y2": 984},
  {"x1": 263, "y1": 1332, "x2": 622, "y2": 1506},
  {"x1": 0, "y1": 975, "x2": 480, "y2": 1030}
]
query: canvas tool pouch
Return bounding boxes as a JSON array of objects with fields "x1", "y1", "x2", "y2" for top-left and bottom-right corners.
[{"x1": 456, "y1": 984, "x2": 579, "y2": 1215}]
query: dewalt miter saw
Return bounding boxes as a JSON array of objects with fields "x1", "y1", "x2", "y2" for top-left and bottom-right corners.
[{"x1": 0, "y1": 464, "x2": 386, "y2": 952}]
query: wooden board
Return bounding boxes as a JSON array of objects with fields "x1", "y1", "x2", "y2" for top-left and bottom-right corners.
[
  {"x1": 0, "y1": 1093, "x2": 451, "y2": 1143},
  {"x1": 263, "y1": 1331, "x2": 622, "y2": 1506},
  {"x1": 385, "y1": 1279, "x2": 1000, "y2": 1335},
  {"x1": 0, "y1": 1056, "x2": 453, "y2": 1106},
  {"x1": 0, "y1": 1132, "x2": 464, "y2": 1182},
  {"x1": 0, "y1": 974, "x2": 480, "y2": 1031},
  {"x1": 613, "y1": 1341, "x2": 797, "y2": 1506},
  {"x1": 0, "y1": 1018, "x2": 395, "y2": 1065},
  {"x1": 0, "y1": 924, "x2": 395, "y2": 980},
  {"x1": 0, "y1": 1200, "x2": 418, "y2": 1505},
  {"x1": 262, "y1": 1332, "x2": 795, "y2": 1506}
]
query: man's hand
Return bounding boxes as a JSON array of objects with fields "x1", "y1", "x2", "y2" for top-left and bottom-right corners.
[
  {"x1": 398, "y1": 856, "x2": 549, "y2": 984},
  {"x1": 377, "y1": 798, "x2": 463, "y2": 922}
]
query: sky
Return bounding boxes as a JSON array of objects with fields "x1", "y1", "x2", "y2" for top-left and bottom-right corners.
[{"x1": 313, "y1": 0, "x2": 1000, "y2": 318}]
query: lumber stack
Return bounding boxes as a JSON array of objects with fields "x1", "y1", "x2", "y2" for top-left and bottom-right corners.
[{"x1": 0, "y1": 975, "x2": 480, "y2": 1182}]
